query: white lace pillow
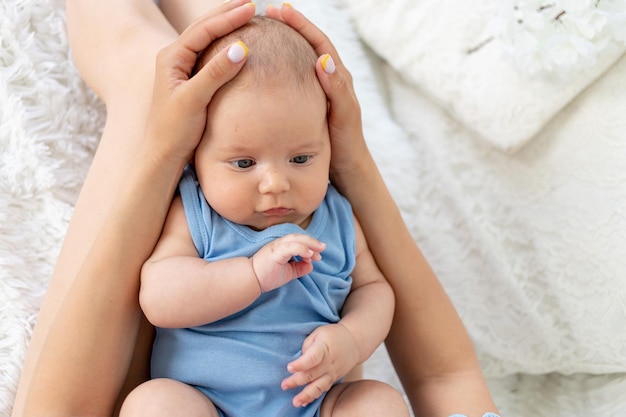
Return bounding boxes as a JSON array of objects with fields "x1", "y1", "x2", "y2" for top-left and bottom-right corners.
[{"x1": 340, "y1": 0, "x2": 626, "y2": 153}]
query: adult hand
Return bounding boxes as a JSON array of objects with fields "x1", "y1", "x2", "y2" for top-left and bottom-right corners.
[
  {"x1": 146, "y1": 0, "x2": 256, "y2": 165},
  {"x1": 265, "y1": 4, "x2": 369, "y2": 189}
]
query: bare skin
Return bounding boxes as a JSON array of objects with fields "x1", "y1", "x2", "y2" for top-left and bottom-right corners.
[
  {"x1": 265, "y1": 6, "x2": 499, "y2": 416},
  {"x1": 13, "y1": 1, "x2": 254, "y2": 416},
  {"x1": 12, "y1": 2, "x2": 499, "y2": 417}
]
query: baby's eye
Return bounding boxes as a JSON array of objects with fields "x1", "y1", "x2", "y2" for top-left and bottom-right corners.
[
  {"x1": 290, "y1": 155, "x2": 310, "y2": 164},
  {"x1": 232, "y1": 159, "x2": 255, "y2": 169}
]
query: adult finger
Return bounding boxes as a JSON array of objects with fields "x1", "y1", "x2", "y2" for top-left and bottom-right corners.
[
  {"x1": 186, "y1": 40, "x2": 249, "y2": 106},
  {"x1": 154, "y1": 1, "x2": 255, "y2": 88},
  {"x1": 314, "y1": 53, "x2": 359, "y2": 120},
  {"x1": 266, "y1": 4, "x2": 359, "y2": 134},
  {"x1": 270, "y1": 4, "x2": 346, "y2": 70},
  {"x1": 178, "y1": 1, "x2": 256, "y2": 53}
]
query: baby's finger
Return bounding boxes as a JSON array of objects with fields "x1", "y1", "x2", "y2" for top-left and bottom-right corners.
[
  {"x1": 281, "y1": 349, "x2": 324, "y2": 391},
  {"x1": 284, "y1": 336, "x2": 325, "y2": 378},
  {"x1": 281, "y1": 243, "x2": 319, "y2": 265},
  {"x1": 291, "y1": 374, "x2": 335, "y2": 408},
  {"x1": 276, "y1": 234, "x2": 326, "y2": 257}
]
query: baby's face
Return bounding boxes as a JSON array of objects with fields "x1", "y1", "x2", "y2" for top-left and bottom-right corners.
[{"x1": 195, "y1": 83, "x2": 330, "y2": 231}]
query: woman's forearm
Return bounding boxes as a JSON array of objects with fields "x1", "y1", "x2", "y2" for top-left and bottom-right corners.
[
  {"x1": 22, "y1": 151, "x2": 186, "y2": 417},
  {"x1": 336, "y1": 156, "x2": 497, "y2": 416}
]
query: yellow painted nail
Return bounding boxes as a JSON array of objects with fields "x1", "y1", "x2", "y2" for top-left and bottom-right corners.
[
  {"x1": 282, "y1": 2, "x2": 293, "y2": 7},
  {"x1": 227, "y1": 41, "x2": 249, "y2": 63},
  {"x1": 321, "y1": 53, "x2": 335, "y2": 74}
]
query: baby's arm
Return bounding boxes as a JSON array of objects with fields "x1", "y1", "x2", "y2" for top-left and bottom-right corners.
[
  {"x1": 140, "y1": 196, "x2": 260, "y2": 328},
  {"x1": 140, "y1": 196, "x2": 325, "y2": 328},
  {"x1": 282, "y1": 215, "x2": 395, "y2": 407}
]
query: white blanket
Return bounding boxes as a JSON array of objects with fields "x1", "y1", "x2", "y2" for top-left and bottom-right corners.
[
  {"x1": 340, "y1": 0, "x2": 626, "y2": 414},
  {"x1": 0, "y1": 0, "x2": 413, "y2": 414},
  {"x1": 5, "y1": 0, "x2": 626, "y2": 415}
]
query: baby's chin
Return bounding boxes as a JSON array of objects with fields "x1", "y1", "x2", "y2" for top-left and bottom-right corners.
[{"x1": 244, "y1": 213, "x2": 313, "y2": 231}]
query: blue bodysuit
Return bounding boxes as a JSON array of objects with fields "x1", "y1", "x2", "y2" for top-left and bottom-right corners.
[{"x1": 151, "y1": 166, "x2": 356, "y2": 417}]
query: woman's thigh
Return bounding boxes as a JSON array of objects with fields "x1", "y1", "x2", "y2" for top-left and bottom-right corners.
[
  {"x1": 159, "y1": 0, "x2": 225, "y2": 33},
  {"x1": 14, "y1": 1, "x2": 178, "y2": 415},
  {"x1": 14, "y1": 2, "x2": 232, "y2": 415}
]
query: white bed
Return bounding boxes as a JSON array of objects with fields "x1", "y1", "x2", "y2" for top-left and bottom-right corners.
[{"x1": 2, "y1": 0, "x2": 626, "y2": 415}]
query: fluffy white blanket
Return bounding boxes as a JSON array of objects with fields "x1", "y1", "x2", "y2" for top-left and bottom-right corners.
[
  {"x1": 341, "y1": 0, "x2": 626, "y2": 414},
  {"x1": 5, "y1": 0, "x2": 626, "y2": 415},
  {"x1": 0, "y1": 0, "x2": 411, "y2": 414}
]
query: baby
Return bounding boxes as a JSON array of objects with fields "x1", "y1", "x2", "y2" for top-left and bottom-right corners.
[{"x1": 121, "y1": 16, "x2": 409, "y2": 417}]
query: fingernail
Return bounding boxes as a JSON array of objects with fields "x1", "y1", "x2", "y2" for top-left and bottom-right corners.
[
  {"x1": 227, "y1": 41, "x2": 249, "y2": 63},
  {"x1": 321, "y1": 53, "x2": 335, "y2": 74},
  {"x1": 282, "y1": 2, "x2": 293, "y2": 7}
]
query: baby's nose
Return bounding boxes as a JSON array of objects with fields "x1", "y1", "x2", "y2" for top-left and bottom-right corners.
[{"x1": 258, "y1": 167, "x2": 290, "y2": 194}]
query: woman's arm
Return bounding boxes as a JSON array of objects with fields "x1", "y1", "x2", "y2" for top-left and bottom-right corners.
[
  {"x1": 267, "y1": 5, "x2": 499, "y2": 417},
  {"x1": 336, "y1": 155, "x2": 497, "y2": 417},
  {"x1": 23, "y1": 148, "x2": 188, "y2": 417},
  {"x1": 17, "y1": 4, "x2": 255, "y2": 416}
]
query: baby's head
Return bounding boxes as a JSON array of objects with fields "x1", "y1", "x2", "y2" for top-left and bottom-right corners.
[
  {"x1": 196, "y1": 15, "x2": 322, "y2": 96},
  {"x1": 194, "y1": 16, "x2": 331, "y2": 231}
]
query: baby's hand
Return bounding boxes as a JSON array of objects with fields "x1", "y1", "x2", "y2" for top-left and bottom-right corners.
[
  {"x1": 251, "y1": 234, "x2": 326, "y2": 293},
  {"x1": 281, "y1": 323, "x2": 360, "y2": 408}
]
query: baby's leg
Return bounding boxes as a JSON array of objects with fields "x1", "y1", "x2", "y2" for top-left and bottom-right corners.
[
  {"x1": 320, "y1": 380, "x2": 410, "y2": 417},
  {"x1": 120, "y1": 379, "x2": 220, "y2": 417}
]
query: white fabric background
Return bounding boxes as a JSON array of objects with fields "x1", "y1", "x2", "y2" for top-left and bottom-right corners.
[
  {"x1": 0, "y1": 0, "x2": 415, "y2": 414},
  {"x1": 4, "y1": 0, "x2": 626, "y2": 415},
  {"x1": 339, "y1": 0, "x2": 626, "y2": 414},
  {"x1": 380, "y1": 55, "x2": 626, "y2": 376}
]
